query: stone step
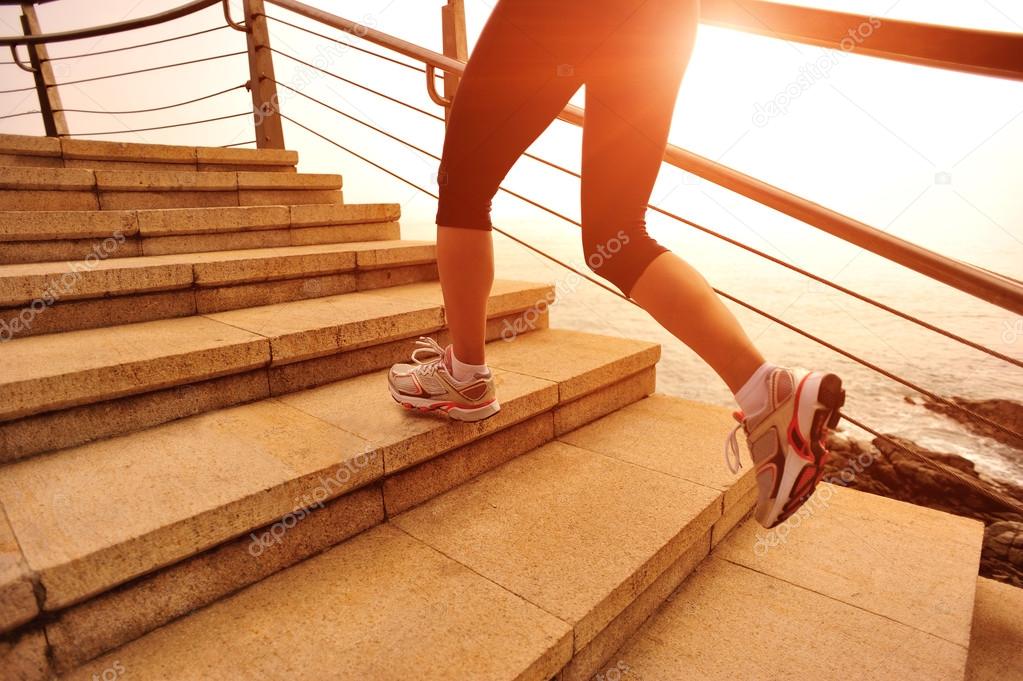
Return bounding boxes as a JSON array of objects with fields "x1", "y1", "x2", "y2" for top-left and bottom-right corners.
[
  {"x1": 0, "y1": 203, "x2": 401, "y2": 264},
  {"x1": 0, "y1": 167, "x2": 342, "y2": 211},
  {"x1": 0, "y1": 279, "x2": 553, "y2": 461},
  {"x1": 0, "y1": 134, "x2": 298, "y2": 172},
  {"x1": 598, "y1": 485, "x2": 986, "y2": 681},
  {"x1": 965, "y1": 577, "x2": 1023, "y2": 681},
  {"x1": 37, "y1": 390, "x2": 757, "y2": 680},
  {"x1": 0, "y1": 330, "x2": 663, "y2": 675},
  {"x1": 0, "y1": 240, "x2": 438, "y2": 336}
]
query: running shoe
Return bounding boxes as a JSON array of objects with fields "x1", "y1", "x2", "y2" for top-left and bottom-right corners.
[
  {"x1": 387, "y1": 336, "x2": 500, "y2": 422},
  {"x1": 724, "y1": 366, "x2": 845, "y2": 529}
]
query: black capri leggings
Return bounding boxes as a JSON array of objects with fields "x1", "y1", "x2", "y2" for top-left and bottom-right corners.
[{"x1": 435, "y1": 0, "x2": 700, "y2": 298}]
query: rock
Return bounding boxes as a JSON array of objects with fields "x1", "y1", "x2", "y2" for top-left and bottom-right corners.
[
  {"x1": 823, "y1": 429, "x2": 1023, "y2": 588},
  {"x1": 983, "y1": 521, "x2": 1023, "y2": 588},
  {"x1": 921, "y1": 395, "x2": 1023, "y2": 452}
]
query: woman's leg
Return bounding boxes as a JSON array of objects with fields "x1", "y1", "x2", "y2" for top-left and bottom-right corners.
[
  {"x1": 579, "y1": 0, "x2": 764, "y2": 393},
  {"x1": 434, "y1": 0, "x2": 593, "y2": 365}
]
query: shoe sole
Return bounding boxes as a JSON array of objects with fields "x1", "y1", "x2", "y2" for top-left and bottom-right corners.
[
  {"x1": 760, "y1": 371, "x2": 845, "y2": 529},
  {"x1": 387, "y1": 385, "x2": 501, "y2": 422}
]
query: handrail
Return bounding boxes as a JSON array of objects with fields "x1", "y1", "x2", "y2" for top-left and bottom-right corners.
[
  {"x1": 266, "y1": 0, "x2": 1023, "y2": 316},
  {"x1": 0, "y1": 0, "x2": 221, "y2": 46},
  {"x1": 701, "y1": 0, "x2": 1023, "y2": 82}
]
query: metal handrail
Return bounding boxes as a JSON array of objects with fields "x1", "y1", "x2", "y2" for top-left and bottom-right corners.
[
  {"x1": 0, "y1": 0, "x2": 222, "y2": 46},
  {"x1": 277, "y1": 109, "x2": 1023, "y2": 516},
  {"x1": 700, "y1": 0, "x2": 1023, "y2": 82},
  {"x1": 266, "y1": 0, "x2": 1023, "y2": 316}
]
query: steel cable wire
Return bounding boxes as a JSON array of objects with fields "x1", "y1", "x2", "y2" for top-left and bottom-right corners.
[
  {"x1": 261, "y1": 14, "x2": 428, "y2": 74},
  {"x1": 269, "y1": 47, "x2": 438, "y2": 119},
  {"x1": 261, "y1": 52, "x2": 1021, "y2": 371},
  {"x1": 279, "y1": 110, "x2": 1023, "y2": 516},
  {"x1": 56, "y1": 51, "x2": 246, "y2": 87},
  {"x1": 54, "y1": 83, "x2": 247, "y2": 115},
  {"x1": 275, "y1": 99, "x2": 1022, "y2": 444},
  {"x1": 0, "y1": 109, "x2": 41, "y2": 120},
  {"x1": 42, "y1": 25, "x2": 231, "y2": 61},
  {"x1": 71, "y1": 111, "x2": 250, "y2": 136}
]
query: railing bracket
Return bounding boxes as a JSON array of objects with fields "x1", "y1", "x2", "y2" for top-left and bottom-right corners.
[
  {"x1": 223, "y1": 0, "x2": 249, "y2": 32},
  {"x1": 9, "y1": 44, "x2": 35, "y2": 72},
  {"x1": 425, "y1": 64, "x2": 450, "y2": 107}
]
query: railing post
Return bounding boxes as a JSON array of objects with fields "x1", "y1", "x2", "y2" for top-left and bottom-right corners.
[
  {"x1": 19, "y1": 2, "x2": 68, "y2": 138},
  {"x1": 243, "y1": 0, "x2": 286, "y2": 149},
  {"x1": 440, "y1": 0, "x2": 468, "y2": 125}
]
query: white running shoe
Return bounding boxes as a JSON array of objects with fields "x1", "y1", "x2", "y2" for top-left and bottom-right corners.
[
  {"x1": 725, "y1": 366, "x2": 845, "y2": 529},
  {"x1": 387, "y1": 336, "x2": 500, "y2": 422}
]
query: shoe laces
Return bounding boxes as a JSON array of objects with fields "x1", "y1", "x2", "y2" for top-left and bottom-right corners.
[
  {"x1": 409, "y1": 336, "x2": 448, "y2": 377},
  {"x1": 724, "y1": 409, "x2": 746, "y2": 474}
]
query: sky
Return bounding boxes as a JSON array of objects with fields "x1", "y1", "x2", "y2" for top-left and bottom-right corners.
[{"x1": 0, "y1": 0, "x2": 1020, "y2": 280}]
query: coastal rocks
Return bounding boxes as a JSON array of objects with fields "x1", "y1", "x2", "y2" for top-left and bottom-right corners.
[
  {"x1": 984, "y1": 521, "x2": 1023, "y2": 587},
  {"x1": 823, "y1": 430, "x2": 1023, "y2": 588},
  {"x1": 916, "y1": 395, "x2": 1023, "y2": 451}
]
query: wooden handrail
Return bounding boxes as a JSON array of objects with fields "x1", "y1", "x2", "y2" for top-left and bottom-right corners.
[
  {"x1": 701, "y1": 0, "x2": 1023, "y2": 82},
  {"x1": 0, "y1": 0, "x2": 222, "y2": 46},
  {"x1": 267, "y1": 0, "x2": 1023, "y2": 315}
]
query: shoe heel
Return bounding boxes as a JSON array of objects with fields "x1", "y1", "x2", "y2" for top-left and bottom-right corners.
[
  {"x1": 817, "y1": 373, "x2": 845, "y2": 428},
  {"x1": 448, "y1": 399, "x2": 501, "y2": 422}
]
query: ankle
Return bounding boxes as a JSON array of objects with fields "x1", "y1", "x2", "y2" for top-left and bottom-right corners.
[
  {"x1": 450, "y1": 351, "x2": 488, "y2": 382},
  {"x1": 733, "y1": 361, "x2": 777, "y2": 416}
]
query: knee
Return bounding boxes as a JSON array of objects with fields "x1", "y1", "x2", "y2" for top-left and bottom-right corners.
[
  {"x1": 581, "y1": 227, "x2": 632, "y2": 275},
  {"x1": 435, "y1": 172, "x2": 494, "y2": 230},
  {"x1": 580, "y1": 223, "x2": 668, "y2": 298}
]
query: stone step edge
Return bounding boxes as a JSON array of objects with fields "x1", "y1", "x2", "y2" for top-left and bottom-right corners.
[
  {"x1": 4, "y1": 330, "x2": 658, "y2": 622},
  {"x1": 0, "y1": 203, "x2": 402, "y2": 242},
  {"x1": 0, "y1": 240, "x2": 437, "y2": 308},
  {"x1": 0, "y1": 134, "x2": 298, "y2": 169},
  {"x1": 37, "y1": 355, "x2": 661, "y2": 673},
  {"x1": 0, "y1": 280, "x2": 554, "y2": 423},
  {"x1": 48, "y1": 382, "x2": 756, "y2": 681},
  {"x1": 0, "y1": 307, "x2": 545, "y2": 465},
  {"x1": 0, "y1": 167, "x2": 341, "y2": 193}
]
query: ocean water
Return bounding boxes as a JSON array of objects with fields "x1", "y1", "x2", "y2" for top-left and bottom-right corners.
[
  {"x1": 489, "y1": 211, "x2": 1023, "y2": 487},
  {"x1": 400, "y1": 192, "x2": 1023, "y2": 488},
  {"x1": 284, "y1": 5, "x2": 1023, "y2": 486}
]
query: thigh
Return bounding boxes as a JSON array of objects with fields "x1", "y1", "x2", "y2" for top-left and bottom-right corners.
[
  {"x1": 437, "y1": 0, "x2": 588, "y2": 211},
  {"x1": 579, "y1": 0, "x2": 700, "y2": 234}
]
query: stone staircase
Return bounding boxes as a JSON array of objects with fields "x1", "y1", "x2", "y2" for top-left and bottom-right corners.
[{"x1": 0, "y1": 134, "x2": 1013, "y2": 680}]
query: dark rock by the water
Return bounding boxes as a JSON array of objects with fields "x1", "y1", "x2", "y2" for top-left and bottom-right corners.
[
  {"x1": 823, "y1": 429, "x2": 1023, "y2": 588},
  {"x1": 918, "y1": 395, "x2": 1023, "y2": 451}
]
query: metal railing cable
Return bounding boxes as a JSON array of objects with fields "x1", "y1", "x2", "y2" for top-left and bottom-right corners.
[
  {"x1": 71, "y1": 111, "x2": 250, "y2": 136},
  {"x1": 262, "y1": 13, "x2": 427, "y2": 74},
  {"x1": 839, "y1": 412, "x2": 1023, "y2": 515},
  {"x1": 221, "y1": 139, "x2": 256, "y2": 147},
  {"x1": 54, "y1": 51, "x2": 246, "y2": 87},
  {"x1": 268, "y1": 47, "x2": 438, "y2": 118},
  {"x1": 0, "y1": 83, "x2": 37, "y2": 94},
  {"x1": 278, "y1": 110, "x2": 625, "y2": 302},
  {"x1": 0, "y1": 0, "x2": 223, "y2": 47},
  {"x1": 41, "y1": 25, "x2": 231, "y2": 61},
  {"x1": 519, "y1": 150, "x2": 1023, "y2": 371},
  {"x1": 261, "y1": 55, "x2": 1023, "y2": 371},
  {"x1": 263, "y1": 0, "x2": 1023, "y2": 315},
  {"x1": 0, "y1": 110, "x2": 40, "y2": 120},
  {"x1": 53, "y1": 83, "x2": 247, "y2": 115},
  {"x1": 271, "y1": 82, "x2": 1023, "y2": 448},
  {"x1": 278, "y1": 108, "x2": 1023, "y2": 516}
]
